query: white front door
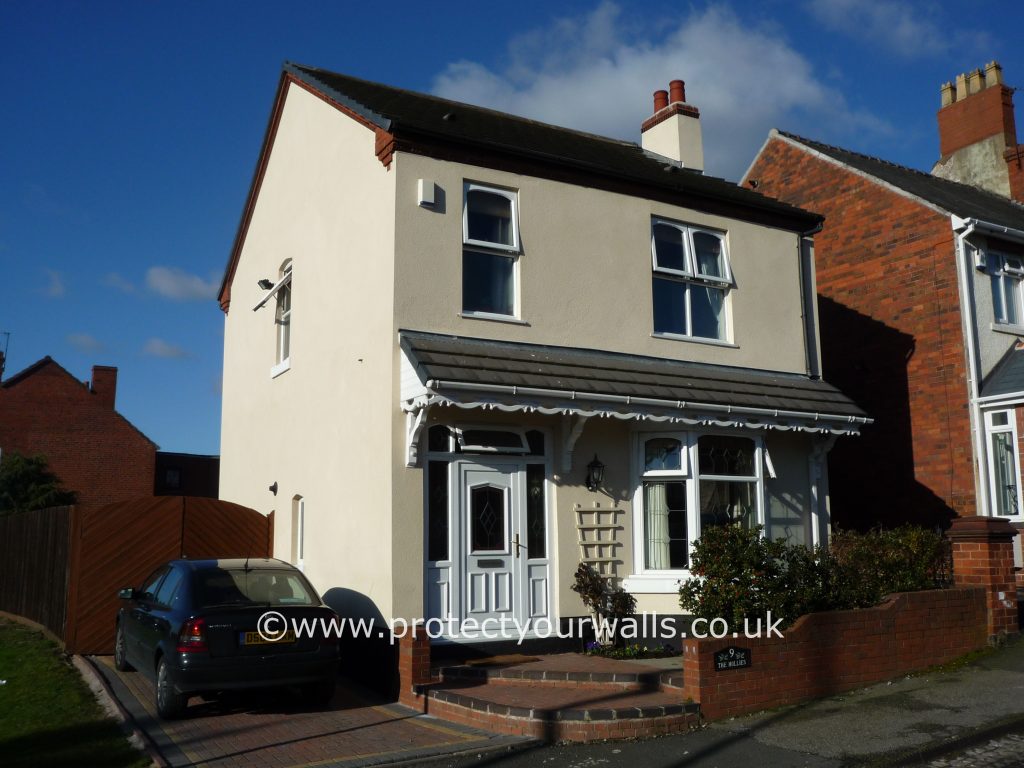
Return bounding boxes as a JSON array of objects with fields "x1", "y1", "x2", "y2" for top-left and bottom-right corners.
[{"x1": 455, "y1": 459, "x2": 550, "y2": 635}]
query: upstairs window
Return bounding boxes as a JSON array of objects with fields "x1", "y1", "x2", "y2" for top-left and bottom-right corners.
[
  {"x1": 253, "y1": 260, "x2": 293, "y2": 376},
  {"x1": 651, "y1": 219, "x2": 730, "y2": 341},
  {"x1": 463, "y1": 184, "x2": 519, "y2": 318},
  {"x1": 990, "y1": 251, "x2": 1024, "y2": 326}
]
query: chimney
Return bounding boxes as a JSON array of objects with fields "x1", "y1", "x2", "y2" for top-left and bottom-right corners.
[
  {"x1": 932, "y1": 61, "x2": 1022, "y2": 200},
  {"x1": 91, "y1": 365, "x2": 117, "y2": 409},
  {"x1": 641, "y1": 79, "x2": 704, "y2": 171}
]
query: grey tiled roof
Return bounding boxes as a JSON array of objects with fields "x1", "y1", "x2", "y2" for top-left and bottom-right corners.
[
  {"x1": 778, "y1": 131, "x2": 1024, "y2": 231},
  {"x1": 284, "y1": 63, "x2": 822, "y2": 232},
  {"x1": 401, "y1": 330, "x2": 868, "y2": 422},
  {"x1": 981, "y1": 346, "x2": 1024, "y2": 398}
]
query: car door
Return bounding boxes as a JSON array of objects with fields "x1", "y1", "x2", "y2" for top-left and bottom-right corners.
[
  {"x1": 127, "y1": 566, "x2": 168, "y2": 672},
  {"x1": 147, "y1": 567, "x2": 185, "y2": 660}
]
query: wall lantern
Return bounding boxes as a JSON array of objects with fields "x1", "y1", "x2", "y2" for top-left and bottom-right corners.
[
  {"x1": 257, "y1": 278, "x2": 275, "y2": 290},
  {"x1": 585, "y1": 455, "x2": 605, "y2": 492}
]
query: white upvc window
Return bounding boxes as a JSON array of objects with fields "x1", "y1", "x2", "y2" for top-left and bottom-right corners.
[
  {"x1": 651, "y1": 219, "x2": 731, "y2": 341},
  {"x1": 633, "y1": 432, "x2": 763, "y2": 578},
  {"x1": 462, "y1": 183, "x2": 520, "y2": 319},
  {"x1": 985, "y1": 410, "x2": 1022, "y2": 520},
  {"x1": 254, "y1": 260, "x2": 293, "y2": 377},
  {"x1": 990, "y1": 251, "x2": 1024, "y2": 326}
]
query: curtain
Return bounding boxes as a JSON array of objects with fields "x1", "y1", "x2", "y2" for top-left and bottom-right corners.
[{"x1": 645, "y1": 482, "x2": 670, "y2": 569}]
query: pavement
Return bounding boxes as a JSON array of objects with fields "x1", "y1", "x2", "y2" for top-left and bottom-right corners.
[
  {"x1": 86, "y1": 656, "x2": 533, "y2": 768},
  {"x1": 410, "y1": 637, "x2": 1024, "y2": 767}
]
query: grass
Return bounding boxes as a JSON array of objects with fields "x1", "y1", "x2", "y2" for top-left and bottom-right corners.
[{"x1": 0, "y1": 618, "x2": 150, "y2": 768}]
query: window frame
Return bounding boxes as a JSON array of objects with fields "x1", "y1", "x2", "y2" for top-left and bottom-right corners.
[
  {"x1": 990, "y1": 251, "x2": 1024, "y2": 327},
  {"x1": 629, "y1": 430, "x2": 764, "y2": 587},
  {"x1": 984, "y1": 409, "x2": 1023, "y2": 520},
  {"x1": 650, "y1": 218, "x2": 732, "y2": 342},
  {"x1": 462, "y1": 182, "x2": 521, "y2": 320}
]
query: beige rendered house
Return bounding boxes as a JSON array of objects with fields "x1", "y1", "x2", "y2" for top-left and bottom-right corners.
[{"x1": 217, "y1": 63, "x2": 868, "y2": 646}]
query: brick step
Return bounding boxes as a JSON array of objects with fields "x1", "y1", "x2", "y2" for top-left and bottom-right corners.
[
  {"x1": 438, "y1": 663, "x2": 683, "y2": 691},
  {"x1": 423, "y1": 679, "x2": 699, "y2": 742}
]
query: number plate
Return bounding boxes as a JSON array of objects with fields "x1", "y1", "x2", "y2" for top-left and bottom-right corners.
[{"x1": 240, "y1": 631, "x2": 296, "y2": 645}]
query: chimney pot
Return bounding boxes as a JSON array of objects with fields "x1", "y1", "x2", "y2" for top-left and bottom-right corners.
[
  {"x1": 967, "y1": 68, "x2": 985, "y2": 95},
  {"x1": 653, "y1": 89, "x2": 668, "y2": 112},
  {"x1": 985, "y1": 61, "x2": 1004, "y2": 86},
  {"x1": 669, "y1": 79, "x2": 686, "y2": 104},
  {"x1": 940, "y1": 81, "x2": 955, "y2": 107},
  {"x1": 955, "y1": 73, "x2": 968, "y2": 101}
]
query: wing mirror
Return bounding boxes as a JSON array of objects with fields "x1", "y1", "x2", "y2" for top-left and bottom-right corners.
[{"x1": 118, "y1": 587, "x2": 138, "y2": 600}]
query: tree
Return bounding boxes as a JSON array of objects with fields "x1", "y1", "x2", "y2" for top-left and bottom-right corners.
[{"x1": 0, "y1": 452, "x2": 77, "y2": 516}]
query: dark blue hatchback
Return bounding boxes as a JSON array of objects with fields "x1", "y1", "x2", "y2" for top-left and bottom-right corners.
[{"x1": 115, "y1": 558, "x2": 340, "y2": 719}]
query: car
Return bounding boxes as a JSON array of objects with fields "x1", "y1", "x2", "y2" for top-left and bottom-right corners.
[{"x1": 115, "y1": 557, "x2": 341, "y2": 719}]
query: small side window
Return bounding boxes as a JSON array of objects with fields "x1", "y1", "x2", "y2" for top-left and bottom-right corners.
[{"x1": 140, "y1": 567, "x2": 168, "y2": 602}]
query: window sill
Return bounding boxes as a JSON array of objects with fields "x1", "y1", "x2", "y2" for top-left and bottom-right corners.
[
  {"x1": 622, "y1": 574, "x2": 687, "y2": 593},
  {"x1": 271, "y1": 359, "x2": 291, "y2": 379},
  {"x1": 460, "y1": 312, "x2": 530, "y2": 326},
  {"x1": 990, "y1": 322, "x2": 1024, "y2": 337},
  {"x1": 651, "y1": 332, "x2": 738, "y2": 349}
]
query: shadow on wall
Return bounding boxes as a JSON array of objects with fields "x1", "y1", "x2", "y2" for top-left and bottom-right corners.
[
  {"x1": 322, "y1": 587, "x2": 398, "y2": 699},
  {"x1": 819, "y1": 296, "x2": 958, "y2": 532}
]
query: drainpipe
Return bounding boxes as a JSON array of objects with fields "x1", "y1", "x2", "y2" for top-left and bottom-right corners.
[{"x1": 953, "y1": 217, "x2": 990, "y2": 517}]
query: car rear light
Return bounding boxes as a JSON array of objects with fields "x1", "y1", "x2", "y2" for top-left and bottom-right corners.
[{"x1": 177, "y1": 617, "x2": 208, "y2": 653}]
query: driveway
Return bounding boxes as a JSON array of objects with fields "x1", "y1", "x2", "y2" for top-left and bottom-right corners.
[{"x1": 88, "y1": 656, "x2": 531, "y2": 768}]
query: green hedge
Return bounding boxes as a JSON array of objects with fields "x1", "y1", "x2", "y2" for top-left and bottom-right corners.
[{"x1": 678, "y1": 525, "x2": 951, "y2": 629}]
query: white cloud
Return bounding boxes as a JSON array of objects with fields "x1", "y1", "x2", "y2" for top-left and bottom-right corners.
[
  {"x1": 431, "y1": 2, "x2": 889, "y2": 180},
  {"x1": 44, "y1": 268, "x2": 65, "y2": 298},
  {"x1": 806, "y1": 0, "x2": 988, "y2": 58},
  {"x1": 146, "y1": 266, "x2": 218, "y2": 301},
  {"x1": 143, "y1": 337, "x2": 189, "y2": 359},
  {"x1": 103, "y1": 272, "x2": 136, "y2": 293},
  {"x1": 66, "y1": 333, "x2": 105, "y2": 353}
]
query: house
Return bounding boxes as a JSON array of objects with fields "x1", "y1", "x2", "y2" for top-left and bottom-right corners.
[
  {"x1": 217, "y1": 64, "x2": 868, "y2": 648},
  {"x1": 744, "y1": 61, "x2": 1024, "y2": 541},
  {"x1": 0, "y1": 357, "x2": 157, "y2": 514},
  {"x1": 154, "y1": 451, "x2": 220, "y2": 498}
]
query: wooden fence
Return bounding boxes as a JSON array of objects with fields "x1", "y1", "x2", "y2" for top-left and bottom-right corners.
[{"x1": 0, "y1": 497, "x2": 273, "y2": 654}]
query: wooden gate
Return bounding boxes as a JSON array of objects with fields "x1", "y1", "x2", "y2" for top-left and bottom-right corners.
[{"x1": 62, "y1": 497, "x2": 273, "y2": 654}]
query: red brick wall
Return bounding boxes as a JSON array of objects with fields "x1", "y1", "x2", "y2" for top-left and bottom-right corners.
[
  {"x1": 0, "y1": 360, "x2": 156, "y2": 514},
  {"x1": 938, "y1": 84, "x2": 1017, "y2": 157},
  {"x1": 682, "y1": 587, "x2": 986, "y2": 720},
  {"x1": 747, "y1": 138, "x2": 973, "y2": 529}
]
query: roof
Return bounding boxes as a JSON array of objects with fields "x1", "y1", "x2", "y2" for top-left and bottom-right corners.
[
  {"x1": 981, "y1": 345, "x2": 1024, "y2": 399},
  {"x1": 776, "y1": 130, "x2": 1024, "y2": 231},
  {"x1": 400, "y1": 330, "x2": 869, "y2": 434}
]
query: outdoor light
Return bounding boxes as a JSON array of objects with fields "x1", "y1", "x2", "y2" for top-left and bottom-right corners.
[
  {"x1": 257, "y1": 278, "x2": 274, "y2": 290},
  {"x1": 585, "y1": 455, "x2": 605, "y2": 492},
  {"x1": 269, "y1": 481, "x2": 278, "y2": 496}
]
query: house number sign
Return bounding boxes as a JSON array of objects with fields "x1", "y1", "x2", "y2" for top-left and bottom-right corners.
[{"x1": 714, "y1": 646, "x2": 751, "y2": 671}]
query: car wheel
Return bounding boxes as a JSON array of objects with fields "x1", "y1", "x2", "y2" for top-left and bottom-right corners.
[
  {"x1": 155, "y1": 658, "x2": 187, "y2": 719},
  {"x1": 114, "y1": 623, "x2": 133, "y2": 672}
]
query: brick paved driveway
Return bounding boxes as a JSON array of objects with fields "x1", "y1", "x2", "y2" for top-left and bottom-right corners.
[{"x1": 90, "y1": 656, "x2": 530, "y2": 768}]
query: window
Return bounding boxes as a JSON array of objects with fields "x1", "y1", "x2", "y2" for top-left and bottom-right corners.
[
  {"x1": 254, "y1": 260, "x2": 293, "y2": 375},
  {"x1": 154, "y1": 568, "x2": 184, "y2": 608},
  {"x1": 636, "y1": 432, "x2": 761, "y2": 574},
  {"x1": 990, "y1": 251, "x2": 1024, "y2": 326},
  {"x1": 463, "y1": 184, "x2": 519, "y2": 318},
  {"x1": 651, "y1": 219, "x2": 730, "y2": 341},
  {"x1": 985, "y1": 410, "x2": 1021, "y2": 519}
]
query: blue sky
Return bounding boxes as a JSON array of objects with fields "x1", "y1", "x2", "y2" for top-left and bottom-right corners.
[{"x1": 3, "y1": 1, "x2": 1023, "y2": 455}]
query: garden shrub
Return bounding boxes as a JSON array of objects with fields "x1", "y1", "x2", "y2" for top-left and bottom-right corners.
[
  {"x1": 571, "y1": 562, "x2": 637, "y2": 646},
  {"x1": 679, "y1": 524, "x2": 949, "y2": 629}
]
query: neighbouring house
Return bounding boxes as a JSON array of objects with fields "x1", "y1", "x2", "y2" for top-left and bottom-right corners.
[
  {"x1": 154, "y1": 451, "x2": 220, "y2": 498},
  {"x1": 0, "y1": 357, "x2": 157, "y2": 514},
  {"x1": 218, "y1": 64, "x2": 868, "y2": 650},
  {"x1": 744, "y1": 61, "x2": 1024, "y2": 543}
]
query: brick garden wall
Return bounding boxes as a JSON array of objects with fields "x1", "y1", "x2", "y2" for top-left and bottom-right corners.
[
  {"x1": 0, "y1": 360, "x2": 156, "y2": 514},
  {"x1": 680, "y1": 587, "x2": 986, "y2": 720},
  {"x1": 746, "y1": 137, "x2": 973, "y2": 529}
]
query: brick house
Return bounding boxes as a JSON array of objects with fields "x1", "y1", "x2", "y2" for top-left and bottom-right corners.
[
  {"x1": 218, "y1": 63, "x2": 867, "y2": 649},
  {"x1": 744, "y1": 62, "x2": 1024, "y2": 541},
  {"x1": 0, "y1": 357, "x2": 157, "y2": 514}
]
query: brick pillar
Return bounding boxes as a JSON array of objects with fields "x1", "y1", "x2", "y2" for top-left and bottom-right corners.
[
  {"x1": 397, "y1": 625, "x2": 431, "y2": 709},
  {"x1": 948, "y1": 516, "x2": 1019, "y2": 641}
]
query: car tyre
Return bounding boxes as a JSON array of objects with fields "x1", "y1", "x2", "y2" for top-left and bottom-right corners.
[
  {"x1": 305, "y1": 678, "x2": 336, "y2": 708},
  {"x1": 156, "y1": 658, "x2": 187, "y2": 719},
  {"x1": 114, "y1": 623, "x2": 133, "y2": 671}
]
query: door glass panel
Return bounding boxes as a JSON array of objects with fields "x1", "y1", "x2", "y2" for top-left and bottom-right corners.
[
  {"x1": 428, "y1": 461, "x2": 449, "y2": 561},
  {"x1": 991, "y1": 431, "x2": 1019, "y2": 517},
  {"x1": 428, "y1": 425, "x2": 451, "y2": 452},
  {"x1": 470, "y1": 485, "x2": 506, "y2": 552},
  {"x1": 140, "y1": 567, "x2": 167, "y2": 601},
  {"x1": 155, "y1": 568, "x2": 184, "y2": 607},
  {"x1": 526, "y1": 463, "x2": 546, "y2": 558}
]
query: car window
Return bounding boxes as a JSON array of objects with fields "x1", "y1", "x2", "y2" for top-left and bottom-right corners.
[
  {"x1": 154, "y1": 568, "x2": 184, "y2": 608},
  {"x1": 194, "y1": 568, "x2": 318, "y2": 608},
  {"x1": 140, "y1": 567, "x2": 168, "y2": 601}
]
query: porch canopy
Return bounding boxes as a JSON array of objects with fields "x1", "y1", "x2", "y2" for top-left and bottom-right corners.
[{"x1": 400, "y1": 330, "x2": 871, "y2": 467}]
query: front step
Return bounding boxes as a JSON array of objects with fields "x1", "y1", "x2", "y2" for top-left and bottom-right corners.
[{"x1": 422, "y1": 655, "x2": 697, "y2": 742}]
